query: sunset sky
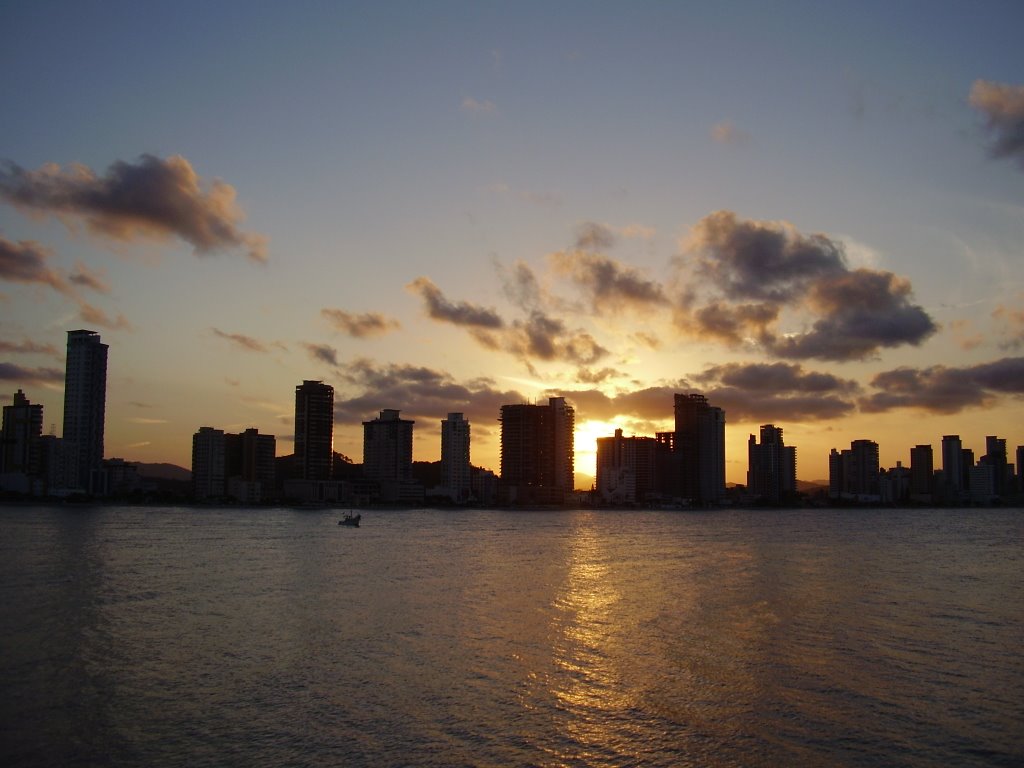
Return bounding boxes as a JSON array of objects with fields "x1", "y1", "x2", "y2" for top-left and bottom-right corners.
[{"x1": 2, "y1": 2, "x2": 1023, "y2": 487}]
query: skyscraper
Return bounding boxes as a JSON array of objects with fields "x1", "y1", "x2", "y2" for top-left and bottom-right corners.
[
  {"x1": 941, "y1": 435, "x2": 964, "y2": 499},
  {"x1": 294, "y1": 380, "x2": 334, "y2": 481},
  {"x1": 1, "y1": 389, "x2": 43, "y2": 476},
  {"x1": 499, "y1": 396, "x2": 575, "y2": 504},
  {"x1": 747, "y1": 424, "x2": 796, "y2": 503},
  {"x1": 363, "y1": 409, "x2": 414, "y2": 483},
  {"x1": 440, "y1": 412, "x2": 471, "y2": 503},
  {"x1": 910, "y1": 444, "x2": 934, "y2": 499},
  {"x1": 62, "y1": 330, "x2": 107, "y2": 492},
  {"x1": 674, "y1": 393, "x2": 725, "y2": 505}
]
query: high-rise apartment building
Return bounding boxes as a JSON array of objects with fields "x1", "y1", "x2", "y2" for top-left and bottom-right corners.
[
  {"x1": 1, "y1": 389, "x2": 43, "y2": 476},
  {"x1": 596, "y1": 428, "x2": 660, "y2": 505},
  {"x1": 440, "y1": 413, "x2": 471, "y2": 503},
  {"x1": 63, "y1": 329, "x2": 108, "y2": 492},
  {"x1": 363, "y1": 409, "x2": 414, "y2": 483},
  {"x1": 829, "y1": 439, "x2": 880, "y2": 498},
  {"x1": 909, "y1": 444, "x2": 934, "y2": 498},
  {"x1": 192, "y1": 426, "x2": 226, "y2": 500},
  {"x1": 941, "y1": 435, "x2": 964, "y2": 499},
  {"x1": 294, "y1": 380, "x2": 334, "y2": 481},
  {"x1": 981, "y1": 436, "x2": 1009, "y2": 497},
  {"x1": 499, "y1": 396, "x2": 575, "y2": 504},
  {"x1": 747, "y1": 424, "x2": 796, "y2": 502},
  {"x1": 673, "y1": 393, "x2": 725, "y2": 505}
]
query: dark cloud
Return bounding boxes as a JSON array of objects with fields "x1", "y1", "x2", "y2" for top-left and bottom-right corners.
[
  {"x1": 970, "y1": 80, "x2": 1024, "y2": 166},
  {"x1": 860, "y1": 356, "x2": 1024, "y2": 414},
  {"x1": 497, "y1": 260, "x2": 544, "y2": 311},
  {"x1": 408, "y1": 276, "x2": 504, "y2": 328},
  {"x1": 675, "y1": 300, "x2": 777, "y2": 346},
  {"x1": 769, "y1": 270, "x2": 937, "y2": 361},
  {"x1": 0, "y1": 234, "x2": 71, "y2": 294},
  {"x1": 0, "y1": 338, "x2": 59, "y2": 356},
  {"x1": 678, "y1": 211, "x2": 936, "y2": 361},
  {"x1": 551, "y1": 250, "x2": 668, "y2": 312},
  {"x1": 211, "y1": 328, "x2": 271, "y2": 353},
  {"x1": 693, "y1": 362, "x2": 860, "y2": 421},
  {"x1": 321, "y1": 308, "x2": 400, "y2": 338},
  {"x1": 0, "y1": 362, "x2": 64, "y2": 383},
  {"x1": 498, "y1": 311, "x2": 609, "y2": 366},
  {"x1": 333, "y1": 358, "x2": 525, "y2": 431},
  {"x1": 575, "y1": 221, "x2": 616, "y2": 251},
  {"x1": 0, "y1": 155, "x2": 267, "y2": 262},
  {"x1": 687, "y1": 210, "x2": 846, "y2": 302},
  {"x1": 302, "y1": 342, "x2": 339, "y2": 367},
  {"x1": 69, "y1": 261, "x2": 110, "y2": 293}
]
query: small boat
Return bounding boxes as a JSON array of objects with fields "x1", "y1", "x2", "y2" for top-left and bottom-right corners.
[{"x1": 338, "y1": 512, "x2": 361, "y2": 527}]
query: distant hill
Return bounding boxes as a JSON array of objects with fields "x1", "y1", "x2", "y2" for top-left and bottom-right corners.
[
  {"x1": 135, "y1": 462, "x2": 191, "y2": 482},
  {"x1": 797, "y1": 479, "x2": 828, "y2": 493}
]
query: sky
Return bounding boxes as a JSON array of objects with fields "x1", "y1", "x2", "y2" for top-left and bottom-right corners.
[{"x1": 2, "y1": 1, "x2": 1023, "y2": 488}]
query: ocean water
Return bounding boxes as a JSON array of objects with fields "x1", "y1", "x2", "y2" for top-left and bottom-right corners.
[{"x1": 1, "y1": 506, "x2": 1021, "y2": 767}]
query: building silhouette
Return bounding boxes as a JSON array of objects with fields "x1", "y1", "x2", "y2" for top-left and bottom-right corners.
[
  {"x1": 673, "y1": 393, "x2": 725, "y2": 505},
  {"x1": 909, "y1": 444, "x2": 934, "y2": 500},
  {"x1": 295, "y1": 380, "x2": 334, "y2": 481},
  {"x1": 980, "y1": 436, "x2": 1009, "y2": 497},
  {"x1": 192, "y1": 426, "x2": 276, "y2": 502},
  {"x1": 363, "y1": 409, "x2": 422, "y2": 503},
  {"x1": 499, "y1": 396, "x2": 575, "y2": 505},
  {"x1": 440, "y1": 412, "x2": 471, "y2": 503},
  {"x1": 829, "y1": 439, "x2": 880, "y2": 499},
  {"x1": 63, "y1": 329, "x2": 107, "y2": 493},
  {"x1": 747, "y1": 424, "x2": 796, "y2": 503},
  {"x1": 596, "y1": 428, "x2": 660, "y2": 505},
  {"x1": 1, "y1": 390, "x2": 43, "y2": 478}
]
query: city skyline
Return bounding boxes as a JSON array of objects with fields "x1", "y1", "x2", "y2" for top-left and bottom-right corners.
[{"x1": 2, "y1": 3, "x2": 1023, "y2": 485}]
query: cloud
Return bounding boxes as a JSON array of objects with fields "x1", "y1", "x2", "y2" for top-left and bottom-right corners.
[
  {"x1": 0, "y1": 234, "x2": 72, "y2": 295},
  {"x1": 692, "y1": 362, "x2": 860, "y2": 422},
  {"x1": 678, "y1": 211, "x2": 936, "y2": 360},
  {"x1": 860, "y1": 357, "x2": 1024, "y2": 414},
  {"x1": 333, "y1": 358, "x2": 525, "y2": 430},
  {"x1": 0, "y1": 338, "x2": 59, "y2": 356},
  {"x1": 321, "y1": 308, "x2": 400, "y2": 338},
  {"x1": 302, "y1": 342, "x2": 339, "y2": 367},
  {"x1": 407, "y1": 276, "x2": 505, "y2": 328},
  {"x1": 686, "y1": 210, "x2": 847, "y2": 302},
  {"x1": 128, "y1": 417, "x2": 168, "y2": 425},
  {"x1": 0, "y1": 361, "x2": 64, "y2": 383},
  {"x1": 550, "y1": 250, "x2": 668, "y2": 313},
  {"x1": 575, "y1": 221, "x2": 617, "y2": 251},
  {"x1": 993, "y1": 303, "x2": 1024, "y2": 349},
  {"x1": 461, "y1": 96, "x2": 496, "y2": 114},
  {"x1": 769, "y1": 269, "x2": 938, "y2": 361},
  {"x1": 710, "y1": 120, "x2": 749, "y2": 145},
  {"x1": 0, "y1": 154, "x2": 267, "y2": 262},
  {"x1": 211, "y1": 328, "x2": 271, "y2": 353},
  {"x1": 79, "y1": 301, "x2": 131, "y2": 331},
  {"x1": 969, "y1": 80, "x2": 1024, "y2": 166},
  {"x1": 69, "y1": 260, "x2": 110, "y2": 293},
  {"x1": 497, "y1": 260, "x2": 545, "y2": 312}
]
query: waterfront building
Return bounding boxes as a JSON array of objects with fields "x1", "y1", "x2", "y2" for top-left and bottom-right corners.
[
  {"x1": 295, "y1": 380, "x2": 334, "y2": 481},
  {"x1": 673, "y1": 393, "x2": 726, "y2": 505},
  {"x1": 746, "y1": 424, "x2": 797, "y2": 503},
  {"x1": 941, "y1": 435, "x2": 964, "y2": 500},
  {"x1": 829, "y1": 439, "x2": 880, "y2": 499},
  {"x1": 909, "y1": 444, "x2": 934, "y2": 501},
  {"x1": 981, "y1": 436, "x2": 1009, "y2": 497},
  {"x1": 363, "y1": 409, "x2": 421, "y2": 503},
  {"x1": 192, "y1": 427, "x2": 226, "y2": 500},
  {"x1": 596, "y1": 429, "x2": 660, "y2": 505},
  {"x1": 1, "y1": 389, "x2": 43, "y2": 477},
  {"x1": 62, "y1": 329, "x2": 108, "y2": 493},
  {"x1": 440, "y1": 413, "x2": 471, "y2": 503},
  {"x1": 499, "y1": 396, "x2": 575, "y2": 505}
]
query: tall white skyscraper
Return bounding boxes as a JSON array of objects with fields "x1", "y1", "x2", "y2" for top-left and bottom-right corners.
[
  {"x1": 62, "y1": 329, "x2": 107, "y2": 492},
  {"x1": 441, "y1": 413, "x2": 471, "y2": 503}
]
